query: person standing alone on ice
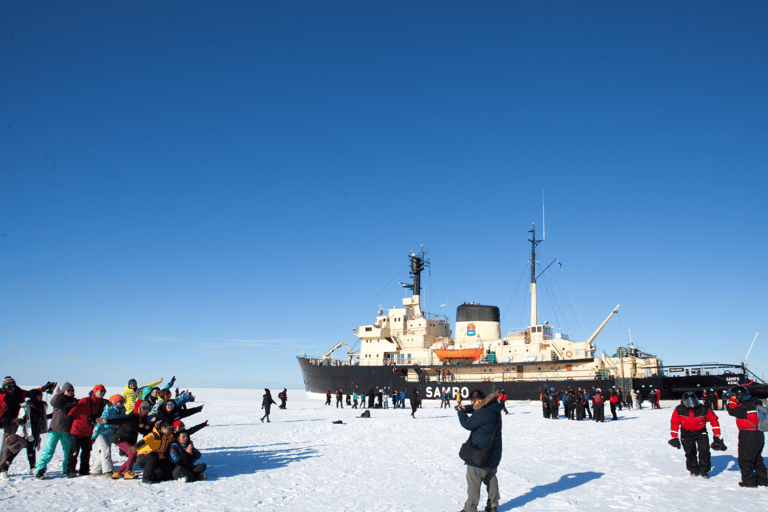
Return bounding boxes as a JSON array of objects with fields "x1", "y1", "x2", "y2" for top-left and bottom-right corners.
[
  {"x1": 260, "y1": 389, "x2": 276, "y2": 423},
  {"x1": 456, "y1": 390, "x2": 503, "y2": 512}
]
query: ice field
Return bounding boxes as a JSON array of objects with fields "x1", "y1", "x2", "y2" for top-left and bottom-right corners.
[{"x1": 1, "y1": 387, "x2": 767, "y2": 511}]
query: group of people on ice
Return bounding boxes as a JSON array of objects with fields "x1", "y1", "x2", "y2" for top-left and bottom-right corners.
[
  {"x1": 0, "y1": 376, "x2": 209, "y2": 484},
  {"x1": 326, "y1": 388, "x2": 420, "y2": 413},
  {"x1": 540, "y1": 386, "x2": 671, "y2": 421}
]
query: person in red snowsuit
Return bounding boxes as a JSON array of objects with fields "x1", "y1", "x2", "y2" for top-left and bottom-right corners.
[
  {"x1": 724, "y1": 385, "x2": 768, "y2": 488},
  {"x1": 609, "y1": 390, "x2": 619, "y2": 421},
  {"x1": 669, "y1": 391, "x2": 723, "y2": 478}
]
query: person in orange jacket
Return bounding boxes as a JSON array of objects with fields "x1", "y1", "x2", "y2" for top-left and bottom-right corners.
[{"x1": 669, "y1": 391, "x2": 724, "y2": 478}]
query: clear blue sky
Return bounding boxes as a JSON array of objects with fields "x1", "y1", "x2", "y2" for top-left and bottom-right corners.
[{"x1": 2, "y1": 1, "x2": 766, "y2": 390}]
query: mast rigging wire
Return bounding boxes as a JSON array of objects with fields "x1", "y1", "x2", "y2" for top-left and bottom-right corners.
[{"x1": 306, "y1": 263, "x2": 409, "y2": 356}]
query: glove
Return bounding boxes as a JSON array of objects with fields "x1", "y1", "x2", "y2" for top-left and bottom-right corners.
[
  {"x1": 711, "y1": 437, "x2": 727, "y2": 451},
  {"x1": 41, "y1": 381, "x2": 57, "y2": 394},
  {"x1": 668, "y1": 437, "x2": 681, "y2": 449}
]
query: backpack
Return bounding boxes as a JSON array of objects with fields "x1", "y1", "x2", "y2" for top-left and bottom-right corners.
[
  {"x1": 593, "y1": 394, "x2": 604, "y2": 405},
  {"x1": 756, "y1": 404, "x2": 768, "y2": 432},
  {"x1": 359, "y1": 410, "x2": 371, "y2": 418}
]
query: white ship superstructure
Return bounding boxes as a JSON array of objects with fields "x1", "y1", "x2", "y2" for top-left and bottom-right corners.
[{"x1": 353, "y1": 225, "x2": 663, "y2": 384}]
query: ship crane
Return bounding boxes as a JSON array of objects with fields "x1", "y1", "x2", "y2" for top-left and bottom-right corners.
[{"x1": 323, "y1": 341, "x2": 359, "y2": 364}]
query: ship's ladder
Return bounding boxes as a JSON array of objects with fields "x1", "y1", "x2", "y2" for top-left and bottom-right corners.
[
  {"x1": 600, "y1": 353, "x2": 621, "y2": 376},
  {"x1": 549, "y1": 342, "x2": 568, "y2": 361}
]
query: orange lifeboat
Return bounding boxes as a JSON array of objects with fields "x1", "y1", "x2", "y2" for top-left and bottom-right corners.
[{"x1": 434, "y1": 348, "x2": 485, "y2": 362}]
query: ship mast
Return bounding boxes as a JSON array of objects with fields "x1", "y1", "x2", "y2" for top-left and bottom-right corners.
[
  {"x1": 402, "y1": 249, "x2": 427, "y2": 317},
  {"x1": 529, "y1": 224, "x2": 543, "y2": 327}
]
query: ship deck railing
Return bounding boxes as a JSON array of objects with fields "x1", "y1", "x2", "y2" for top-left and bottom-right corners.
[
  {"x1": 657, "y1": 363, "x2": 747, "y2": 378},
  {"x1": 402, "y1": 369, "x2": 624, "y2": 383}
]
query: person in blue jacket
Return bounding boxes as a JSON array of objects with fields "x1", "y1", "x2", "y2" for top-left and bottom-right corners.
[{"x1": 457, "y1": 390, "x2": 503, "y2": 512}]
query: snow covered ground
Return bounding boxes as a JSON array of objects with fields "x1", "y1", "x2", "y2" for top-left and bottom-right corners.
[{"x1": 2, "y1": 388, "x2": 767, "y2": 511}]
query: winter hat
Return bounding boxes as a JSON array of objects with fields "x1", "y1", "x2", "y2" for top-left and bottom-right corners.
[
  {"x1": 128, "y1": 379, "x2": 137, "y2": 387},
  {"x1": 93, "y1": 384, "x2": 106, "y2": 394},
  {"x1": 109, "y1": 394, "x2": 124, "y2": 405},
  {"x1": 61, "y1": 382, "x2": 74, "y2": 393},
  {"x1": 28, "y1": 389, "x2": 43, "y2": 401},
  {"x1": 173, "y1": 420, "x2": 185, "y2": 430},
  {"x1": 2, "y1": 377, "x2": 16, "y2": 388}
]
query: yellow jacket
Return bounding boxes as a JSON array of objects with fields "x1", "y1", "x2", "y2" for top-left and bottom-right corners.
[
  {"x1": 136, "y1": 427, "x2": 173, "y2": 457},
  {"x1": 122, "y1": 379, "x2": 162, "y2": 412}
]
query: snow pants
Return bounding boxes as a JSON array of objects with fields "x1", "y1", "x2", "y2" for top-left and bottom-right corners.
[
  {"x1": 593, "y1": 403, "x2": 605, "y2": 422},
  {"x1": 90, "y1": 434, "x2": 113, "y2": 475},
  {"x1": 36, "y1": 430, "x2": 71, "y2": 473},
  {"x1": 738, "y1": 430, "x2": 768, "y2": 487},
  {"x1": 114, "y1": 442, "x2": 138, "y2": 473},
  {"x1": 463, "y1": 465, "x2": 499, "y2": 512},
  {"x1": 172, "y1": 462, "x2": 207, "y2": 481},
  {"x1": 137, "y1": 452, "x2": 174, "y2": 482},
  {"x1": 681, "y1": 429, "x2": 711, "y2": 475},
  {"x1": 67, "y1": 434, "x2": 92, "y2": 475}
]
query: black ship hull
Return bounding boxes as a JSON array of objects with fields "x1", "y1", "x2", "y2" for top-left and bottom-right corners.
[{"x1": 298, "y1": 356, "x2": 766, "y2": 400}]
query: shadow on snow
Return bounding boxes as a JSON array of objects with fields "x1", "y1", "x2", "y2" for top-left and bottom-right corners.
[
  {"x1": 710, "y1": 454, "x2": 740, "y2": 477},
  {"x1": 204, "y1": 445, "x2": 317, "y2": 478},
  {"x1": 499, "y1": 471, "x2": 604, "y2": 511}
]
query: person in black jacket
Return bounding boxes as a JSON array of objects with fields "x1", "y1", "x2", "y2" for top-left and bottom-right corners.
[
  {"x1": 35, "y1": 383, "x2": 76, "y2": 478},
  {"x1": 278, "y1": 389, "x2": 287, "y2": 409},
  {"x1": 575, "y1": 389, "x2": 586, "y2": 421},
  {"x1": 261, "y1": 389, "x2": 276, "y2": 423},
  {"x1": 336, "y1": 389, "x2": 344, "y2": 409},
  {"x1": 547, "y1": 389, "x2": 559, "y2": 419},
  {"x1": 20, "y1": 389, "x2": 52, "y2": 473},
  {"x1": 153, "y1": 399, "x2": 204, "y2": 427},
  {"x1": 410, "y1": 389, "x2": 420, "y2": 418},
  {"x1": 0, "y1": 377, "x2": 55, "y2": 478},
  {"x1": 104, "y1": 400, "x2": 153, "y2": 479},
  {"x1": 457, "y1": 390, "x2": 504, "y2": 512},
  {"x1": 169, "y1": 430, "x2": 207, "y2": 482}
]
